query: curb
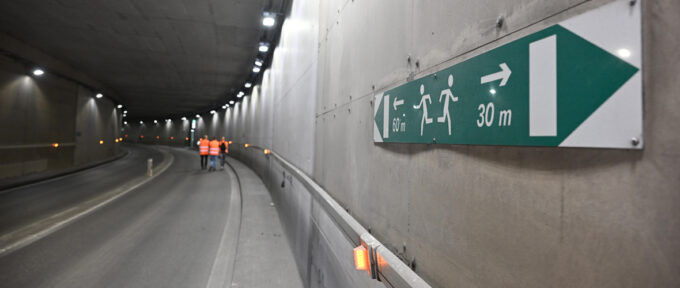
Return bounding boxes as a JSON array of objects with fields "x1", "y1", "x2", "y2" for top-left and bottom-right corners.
[{"x1": 206, "y1": 157, "x2": 243, "y2": 288}]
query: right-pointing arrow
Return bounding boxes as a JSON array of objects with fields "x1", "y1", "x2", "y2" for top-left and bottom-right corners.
[{"x1": 480, "y1": 63, "x2": 512, "y2": 86}]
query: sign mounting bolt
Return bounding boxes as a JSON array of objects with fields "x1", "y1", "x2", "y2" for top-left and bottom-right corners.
[{"x1": 631, "y1": 137, "x2": 640, "y2": 146}]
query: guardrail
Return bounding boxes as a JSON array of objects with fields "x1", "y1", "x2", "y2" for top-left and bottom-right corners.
[{"x1": 238, "y1": 144, "x2": 431, "y2": 288}]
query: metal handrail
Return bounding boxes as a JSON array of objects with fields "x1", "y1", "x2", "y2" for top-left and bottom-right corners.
[{"x1": 238, "y1": 144, "x2": 431, "y2": 288}]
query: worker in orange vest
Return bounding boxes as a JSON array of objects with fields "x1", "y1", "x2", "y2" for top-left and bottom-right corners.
[
  {"x1": 208, "y1": 137, "x2": 220, "y2": 172},
  {"x1": 219, "y1": 136, "x2": 229, "y2": 170},
  {"x1": 199, "y1": 135, "x2": 210, "y2": 170}
]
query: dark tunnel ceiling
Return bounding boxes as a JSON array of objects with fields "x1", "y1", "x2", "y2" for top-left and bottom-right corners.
[{"x1": 0, "y1": 0, "x2": 287, "y2": 118}]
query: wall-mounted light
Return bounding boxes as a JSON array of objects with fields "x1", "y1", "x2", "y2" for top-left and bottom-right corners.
[
  {"x1": 96, "y1": 93, "x2": 103, "y2": 99},
  {"x1": 222, "y1": 105, "x2": 228, "y2": 109},
  {"x1": 354, "y1": 246, "x2": 369, "y2": 271},
  {"x1": 99, "y1": 140, "x2": 104, "y2": 145},
  {"x1": 124, "y1": 121, "x2": 128, "y2": 125},
  {"x1": 229, "y1": 100, "x2": 235, "y2": 105},
  {"x1": 244, "y1": 143, "x2": 250, "y2": 148},
  {"x1": 139, "y1": 121, "x2": 144, "y2": 124},
  {"x1": 253, "y1": 67, "x2": 261, "y2": 73},
  {"x1": 52, "y1": 143, "x2": 59, "y2": 148},
  {"x1": 181, "y1": 117, "x2": 187, "y2": 121},
  {"x1": 154, "y1": 120, "x2": 158, "y2": 124},
  {"x1": 117, "y1": 104, "x2": 123, "y2": 109},
  {"x1": 210, "y1": 110, "x2": 216, "y2": 114},
  {"x1": 245, "y1": 83, "x2": 252, "y2": 88},
  {"x1": 259, "y1": 43, "x2": 269, "y2": 53},
  {"x1": 237, "y1": 91, "x2": 244, "y2": 98},
  {"x1": 123, "y1": 110, "x2": 128, "y2": 114},
  {"x1": 264, "y1": 149, "x2": 271, "y2": 155},
  {"x1": 255, "y1": 60, "x2": 263, "y2": 67},
  {"x1": 196, "y1": 114, "x2": 201, "y2": 118},
  {"x1": 32, "y1": 68, "x2": 45, "y2": 76}
]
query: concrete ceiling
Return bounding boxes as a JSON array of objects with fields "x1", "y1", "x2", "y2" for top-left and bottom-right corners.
[{"x1": 0, "y1": 0, "x2": 286, "y2": 118}]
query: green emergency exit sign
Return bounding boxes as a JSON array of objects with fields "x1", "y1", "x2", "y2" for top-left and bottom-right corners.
[{"x1": 374, "y1": 0, "x2": 642, "y2": 149}]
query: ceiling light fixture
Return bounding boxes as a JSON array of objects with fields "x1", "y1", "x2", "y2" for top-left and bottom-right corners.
[
  {"x1": 229, "y1": 100, "x2": 235, "y2": 105},
  {"x1": 263, "y1": 14, "x2": 276, "y2": 27},
  {"x1": 253, "y1": 67, "x2": 261, "y2": 73},
  {"x1": 255, "y1": 60, "x2": 263, "y2": 67},
  {"x1": 117, "y1": 104, "x2": 123, "y2": 109},
  {"x1": 259, "y1": 43, "x2": 269, "y2": 53},
  {"x1": 96, "y1": 93, "x2": 103, "y2": 99},
  {"x1": 245, "y1": 83, "x2": 252, "y2": 88},
  {"x1": 181, "y1": 117, "x2": 187, "y2": 121},
  {"x1": 32, "y1": 68, "x2": 44, "y2": 76},
  {"x1": 210, "y1": 110, "x2": 216, "y2": 114}
]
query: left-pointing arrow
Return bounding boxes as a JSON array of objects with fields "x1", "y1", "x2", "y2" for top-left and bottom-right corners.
[
  {"x1": 393, "y1": 98, "x2": 404, "y2": 110},
  {"x1": 481, "y1": 63, "x2": 512, "y2": 86}
]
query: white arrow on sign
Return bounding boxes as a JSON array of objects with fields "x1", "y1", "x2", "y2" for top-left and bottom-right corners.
[
  {"x1": 480, "y1": 63, "x2": 512, "y2": 87},
  {"x1": 393, "y1": 98, "x2": 404, "y2": 110}
]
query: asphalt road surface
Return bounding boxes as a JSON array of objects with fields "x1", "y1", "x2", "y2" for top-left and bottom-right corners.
[{"x1": 0, "y1": 146, "x2": 234, "y2": 288}]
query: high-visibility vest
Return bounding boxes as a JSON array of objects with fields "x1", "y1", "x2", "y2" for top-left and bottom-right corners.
[
  {"x1": 199, "y1": 139, "x2": 210, "y2": 155},
  {"x1": 209, "y1": 140, "x2": 220, "y2": 156}
]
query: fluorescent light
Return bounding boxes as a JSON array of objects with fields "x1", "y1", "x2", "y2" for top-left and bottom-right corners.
[
  {"x1": 617, "y1": 48, "x2": 631, "y2": 59},
  {"x1": 32, "y1": 69, "x2": 44, "y2": 76},
  {"x1": 245, "y1": 83, "x2": 252, "y2": 88},
  {"x1": 117, "y1": 104, "x2": 123, "y2": 109},
  {"x1": 96, "y1": 93, "x2": 103, "y2": 99},
  {"x1": 255, "y1": 60, "x2": 263, "y2": 66},
  {"x1": 253, "y1": 67, "x2": 261, "y2": 73},
  {"x1": 263, "y1": 16, "x2": 275, "y2": 27},
  {"x1": 229, "y1": 100, "x2": 235, "y2": 105},
  {"x1": 259, "y1": 44, "x2": 269, "y2": 52}
]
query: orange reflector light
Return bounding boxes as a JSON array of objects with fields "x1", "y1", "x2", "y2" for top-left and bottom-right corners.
[
  {"x1": 264, "y1": 149, "x2": 271, "y2": 155},
  {"x1": 99, "y1": 140, "x2": 104, "y2": 145},
  {"x1": 156, "y1": 136, "x2": 160, "y2": 139},
  {"x1": 354, "y1": 246, "x2": 369, "y2": 271},
  {"x1": 115, "y1": 139, "x2": 119, "y2": 143},
  {"x1": 244, "y1": 143, "x2": 250, "y2": 148},
  {"x1": 228, "y1": 140, "x2": 233, "y2": 144},
  {"x1": 185, "y1": 137, "x2": 189, "y2": 141},
  {"x1": 52, "y1": 143, "x2": 59, "y2": 148},
  {"x1": 140, "y1": 135, "x2": 144, "y2": 139}
]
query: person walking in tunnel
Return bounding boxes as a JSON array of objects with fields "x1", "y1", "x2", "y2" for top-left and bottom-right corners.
[
  {"x1": 219, "y1": 136, "x2": 228, "y2": 170},
  {"x1": 208, "y1": 137, "x2": 220, "y2": 172},
  {"x1": 199, "y1": 135, "x2": 210, "y2": 170}
]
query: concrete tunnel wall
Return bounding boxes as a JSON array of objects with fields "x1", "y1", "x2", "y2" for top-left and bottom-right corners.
[
  {"x1": 0, "y1": 33, "x2": 121, "y2": 180},
  {"x1": 124, "y1": 0, "x2": 680, "y2": 287}
]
